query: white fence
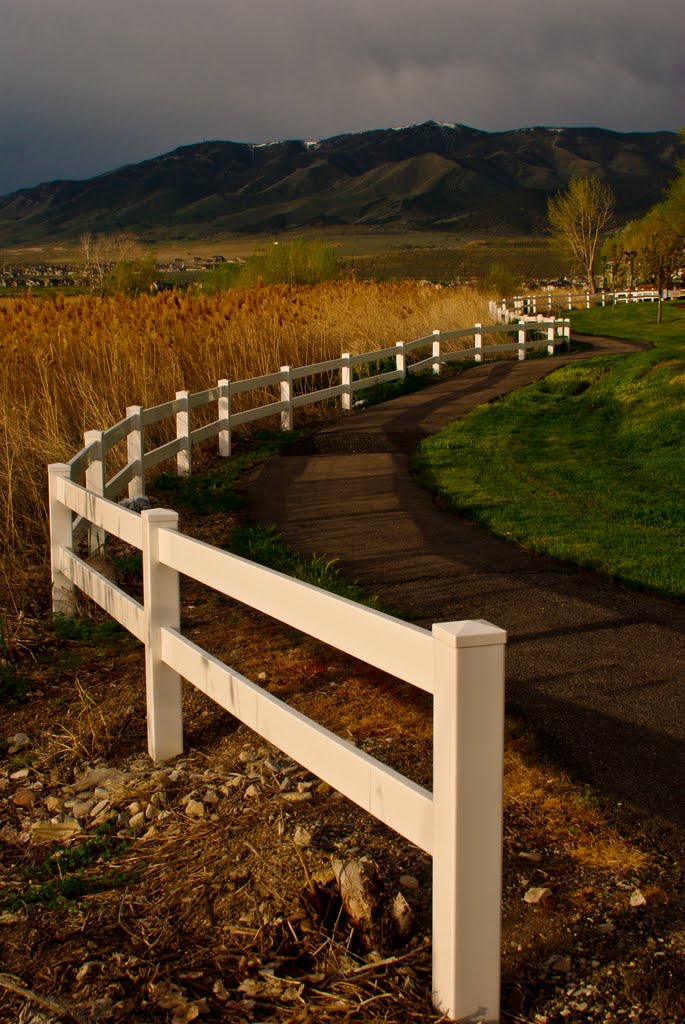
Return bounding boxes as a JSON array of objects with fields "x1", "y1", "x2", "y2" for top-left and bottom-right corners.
[
  {"x1": 497, "y1": 288, "x2": 684, "y2": 321},
  {"x1": 48, "y1": 318, "x2": 570, "y2": 1023}
]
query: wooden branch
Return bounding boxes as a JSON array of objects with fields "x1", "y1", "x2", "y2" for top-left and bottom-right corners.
[{"x1": 0, "y1": 973, "x2": 89, "y2": 1024}]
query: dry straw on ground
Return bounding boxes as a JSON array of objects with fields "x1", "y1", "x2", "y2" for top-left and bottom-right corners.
[{"x1": 0, "y1": 282, "x2": 493, "y2": 568}]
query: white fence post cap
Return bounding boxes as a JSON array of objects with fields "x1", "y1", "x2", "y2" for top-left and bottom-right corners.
[{"x1": 433, "y1": 620, "x2": 507, "y2": 648}]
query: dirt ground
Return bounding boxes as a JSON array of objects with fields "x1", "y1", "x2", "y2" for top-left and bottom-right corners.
[{"x1": 1, "y1": 467, "x2": 684, "y2": 1024}]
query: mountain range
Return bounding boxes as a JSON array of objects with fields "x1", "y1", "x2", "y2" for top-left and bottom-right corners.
[{"x1": 0, "y1": 121, "x2": 680, "y2": 243}]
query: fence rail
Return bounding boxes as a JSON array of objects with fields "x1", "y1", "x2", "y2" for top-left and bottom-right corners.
[
  {"x1": 496, "y1": 287, "x2": 684, "y2": 321},
  {"x1": 47, "y1": 316, "x2": 575, "y2": 1023}
]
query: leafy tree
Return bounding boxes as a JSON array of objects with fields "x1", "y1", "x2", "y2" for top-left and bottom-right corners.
[
  {"x1": 547, "y1": 177, "x2": 615, "y2": 292},
  {"x1": 621, "y1": 137, "x2": 685, "y2": 323},
  {"x1": 108, "y1": 251, "x2": 157, "y2": 297},
  {"x1": 481, "y1": 262, "x2": 520, "y2": 297},
  {"x1": 205, "y1": 238, "x2": 339, "y2": 291},
  {"x1": 624, "y1": 207, "x2": 683, "y2": 323}
]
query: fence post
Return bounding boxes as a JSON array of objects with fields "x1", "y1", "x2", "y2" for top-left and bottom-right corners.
[
  {"x1": 517, "y1": 320, "x2": 527, "y2": 361},
  {"x1": 432, "y1": 330, "x2": 441, "y2": 375},
  {"x1": 567, "y1": 293, "x2": 572, "y2": 311},
  {"x1": 280, "y1": 366, "x2": 294, "y2": 430},
  {"x1": 84, "y1": 429, "x2": 106, "y2": 554},
  {"x1": 601, "y1": 291, "x2": 606, "y2": 308},
  {"x1": 175, "y1": 390, "x2": 191, "y2": 477},
  {"x1": 547, "y1": 292, "x2": 552, "y2": 313},
  {"x1": 531, "y1": 295, "x2": 537, "y2": 315},
  {"x1": 547, "y1": 321, "x2": 556, "y2": 355},
  {"x1": 395, "y1": 341, "x2": 407, "y2": 378},
  {"x1": 142, "y1": 508, "x2": 183, "y2": 762},
  {"x1": 564, "y1": 317, "x2": 571, "y2": 350},
  {"x1": 341, "y1": 354, "x2": 352, "y2": 411},
  {"x1": 431, "y1": 620, "x2": 506, "y2": 1023},
  {"x1": 585, "y1": 291, "x2": 590, "y2": 309},
  {"x1": 218, "y1": 379, "x2": 231, "y2": 457},
  {"x1": 48, "y1": 463, "x2": 77, "y2": 617},
  {"x1": 126, "y1": 405, "x2": 145, "y2": 499},
  {"x1": 474, "y1": 324, "x2": 482, "y2": 363}
]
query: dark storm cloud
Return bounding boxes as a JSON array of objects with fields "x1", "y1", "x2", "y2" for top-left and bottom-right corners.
[{"x1": 1, "y1": 0, "x2": 682, "y2": 195}]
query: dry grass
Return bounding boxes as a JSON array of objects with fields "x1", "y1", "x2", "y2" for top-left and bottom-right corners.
[{"x1": 0, "y1": 281, "x2": 492, "y2": 568}]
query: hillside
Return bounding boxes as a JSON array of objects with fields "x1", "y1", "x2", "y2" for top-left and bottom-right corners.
[{"x1": 0, "y1": 122, "x2": 680, "y2": 243}]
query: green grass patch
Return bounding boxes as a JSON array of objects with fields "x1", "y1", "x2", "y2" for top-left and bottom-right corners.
[
  {"x1": 2, "y1": 823, "x2": 138, "y2": 912},
  {"x1": 413, "y1": 304, "x2": 685, "y2": 597},
  {"x1": 49, "y1": 614, "x2": 127, "y2": 645},
  {"x1": 227, "y1": 524, "x2": 381, "y2": 608}
]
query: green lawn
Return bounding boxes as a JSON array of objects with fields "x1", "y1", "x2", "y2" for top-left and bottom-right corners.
[{"x1": 412, "y1": 303, "x2": 685, "y2": 597}]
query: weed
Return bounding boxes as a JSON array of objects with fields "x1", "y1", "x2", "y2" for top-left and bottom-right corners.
[
  {"x1": 49, "y1": 613, "x2": 126, "y2": 645},
  {"x1": 49, "y1": 678, "x2": 113, "y2": 760},
  {"x1": 0, "y1": 666, "x2": 30, "y2": 706},
  {"x1": 227, "y1": 524, "x2": 382, "y2": 608}
]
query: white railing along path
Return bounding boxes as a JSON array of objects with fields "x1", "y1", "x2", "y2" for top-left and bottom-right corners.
[{"x1": 48, "y1": 317, "x2": 572, "y2": 1023}]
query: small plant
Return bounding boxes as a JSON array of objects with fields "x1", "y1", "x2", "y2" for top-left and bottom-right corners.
[
  {"x1": 228, "y1": 524, "x2": 381, "y2": 608},
  {"x1": 50, "y1": 613, "x2": 126, "y2": 645},
  {"x1": 49, "y1": 678, "x2": 113, "y2": 760},
  {"x1": 0, "y1": 666, "x2": 30, "y2": 707}
]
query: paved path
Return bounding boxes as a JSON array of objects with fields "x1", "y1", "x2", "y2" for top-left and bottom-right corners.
[{"x1": 249, "y1": 336, "x2": 685, "y2": 830}]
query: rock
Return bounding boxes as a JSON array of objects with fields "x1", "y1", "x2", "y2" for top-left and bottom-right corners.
[
  {"x1": 12, "y1": 789, "x2": 35, "y2": 809},
  {"x1": 72, "y1": 799, "x2": 96, "y2": 819},
  {"x1": 244, "y1": 785, "x2": 260, "y2": 800},
  {"x1": 45, "y1": 796, "x2": 63, "y2": 812},
  {"x1": 31, "y1": 819, "x2": 82, "y2": 842},
  {"x1": 7, "y1": 733, "x2": 31, "y2": 754},
  {"x1": 315, "y1": 781, "x2": 332, "y2": 796},
  {"x1": 239, "y1": 750, "x2": 257, "y2": 763},
  {"x1": 9, "y1": 768, "x2": 29, "y2": 780},
  {"x1": 629, "y1": 888, "x2": 647, "y2": 908},
  {"x1": 519, "y1": 851, "x2": 543, "y2": 863},
  {"x1": 185, "y1": 800, "x2": 205, "y2": 817},
  {"x1": 333, "y1": 855, "x2": 382, "y2": 948},
  {"x1": 203, "y1": 789, "x2": 219, "y2": 805},
  {"x1": 524, "y1": 887, "x2": 552, "y2": 905},
  {"x1": 86, "y1": 552, "x2": 119, "y2": 583},
  {"x1": 90, "y1": 799, "x2": 110, "y2": 817},
  {"x1": 281, "y1": 791, "x2": 312, "y2": 804},
  {"x1": 0, "y1": 911, "x2": 26, "y2": 925},
  {"x1": 74, "y1": 767, "x2": 127, "y2": 791},
  {"x1": 391, "y1": 892, "x2": 414, "y2": 939},
  {"x1": 145, "y1": 803, "x2": 159, "y2": 820},
  {"x1": 129, "y1": 811, "x2": 146, "y2": 829},
  {"x1": 127, "y1": 801, "x2": 141, "y2": 815},
  {"x1": 399, "y1": 874, "x2": 420, "y2": 891},
  {"x1": 119, "y1": 496, "x2": 152, "y2": 512},
  {"x1": 597, "y1": 921, "x2": 615, "y2": 933},
  {"x1": 553, "y1": 956, "x2": 572, "y2": 973},
  {"x1": 293, "y1": 826, "x2": 312, "y2": 847}
]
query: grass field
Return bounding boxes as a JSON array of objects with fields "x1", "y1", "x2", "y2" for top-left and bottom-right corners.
[
  {"x1": 2, "y1": 230, "x2": 565, "y2": 285},
  {"x1": 0, "y1": 280, "x2": 494, "y2": 569},
  {"x1": 413, "y1": 304, "x2": 685, "y2": 597}
]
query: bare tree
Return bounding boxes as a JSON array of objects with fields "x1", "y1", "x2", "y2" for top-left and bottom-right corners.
[
  {"x1": 547, "y1": 177, "x2": 615, "y2": 292},
  {"x1": 79, "y1": 231, "x2": 140, "y2": 296}
]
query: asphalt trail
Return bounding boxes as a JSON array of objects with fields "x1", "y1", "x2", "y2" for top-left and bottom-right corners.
[{"x1": 249, "y1": 336, "x2": 685, "y2": 831}]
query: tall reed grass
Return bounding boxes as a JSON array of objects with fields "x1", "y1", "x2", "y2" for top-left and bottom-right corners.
[{"x1": 0, "y1": 281, "x2": 493, "y2": 568}]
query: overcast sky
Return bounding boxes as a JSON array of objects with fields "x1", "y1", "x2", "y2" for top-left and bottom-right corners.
[{"x1": 1, "y1": 0, "x2": 682, "y2": 196}]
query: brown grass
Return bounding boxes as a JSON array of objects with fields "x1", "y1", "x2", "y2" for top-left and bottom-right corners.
[{"x1": 0, "y1": 282, "x2": 493, "y2": 568}]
